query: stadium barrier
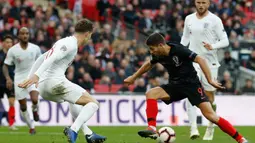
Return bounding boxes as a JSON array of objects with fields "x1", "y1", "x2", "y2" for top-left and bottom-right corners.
[{"x1": 1, "y1": 95, "x2": 255, "y2": 126}]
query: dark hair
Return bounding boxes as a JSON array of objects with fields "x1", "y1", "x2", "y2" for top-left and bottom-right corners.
[
  {"x1": 146, "y1": 33, "x2": 166, "y2": 46},
  {"x1": 3, "y1": 35, "x2": 13, "y2": 41},
  {"x1": 74, "y1": 19, "x2": 93, "y2": 33}
]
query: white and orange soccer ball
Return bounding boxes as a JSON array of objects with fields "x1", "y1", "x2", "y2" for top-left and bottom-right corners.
[{"x1": 157, "y1": 127, "x2": 176, "y2": 143}]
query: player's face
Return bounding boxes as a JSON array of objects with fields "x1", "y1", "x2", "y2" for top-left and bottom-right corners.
[
  {"x1": 83, "y1": 32, "x2": 92, "y2": 45},
  {"x1": 149, "y1": 45, "x2": 165, "y2": 56},
  {"x1": 18, "y1": 29, "x2": 29, "y2": 43},
  {"x1": 3, "y1": 38, "x2": 13, "y2": 49},
  {"x1": 195, "y1": 0, "x2": 210, "y2": 15}
]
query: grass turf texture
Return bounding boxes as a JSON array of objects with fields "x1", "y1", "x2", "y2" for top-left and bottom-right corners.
[{"x1": 0, "y1": 126, "x2": 253, "y2": 143}]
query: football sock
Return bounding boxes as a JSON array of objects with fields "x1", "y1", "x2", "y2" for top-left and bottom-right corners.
[
  {"x1": 70, "y1": 102, "x2": 98, "y2": 133},
  {"x1": 8, "y1": 106, "x2": 15, "y2": 126},
  {"x1": 21, "y1": 110, "x2": 34, "y2": 129},
  {"x1": 185, "y1": 98, "x2": 197, "y2": 129},
  {"x1": 217, "y1": 117, "x2": 243, "y2": 142},
  {"x1": 69, "y1": 103, "x2": 93, "y2": 135},
  {"x1": 146, "y1": 99, "x2": 158, "y2": 128},
  {"x1": 32, "y1": 99, "x2": 39, "y2": 112}
]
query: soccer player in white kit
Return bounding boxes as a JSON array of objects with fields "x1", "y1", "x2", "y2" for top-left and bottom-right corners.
[
  {"x1": 181, "y1": 0, "x2": 230, "y2": 140},
  {"x1": 18, "y1": 19, "x2": 106, "y2": 143},
  {"x1": 3, "y1": 27, "x2": 41, "y2": 134}
]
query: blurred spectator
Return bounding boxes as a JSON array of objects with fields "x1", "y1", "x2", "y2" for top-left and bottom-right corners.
[
  {"x1": 79, "y1": 73, "x2": 94, "y2": 92},
  {"x1": 115, "y1": 69, "x2": 126, "y2": 84},
  {"x1": 246, "y1": 49, "x2": 255, "y2": 71},
  {"x1": 112, "y1": 30, "x2": 131, "y2": 54},
  {"x1": 89, "y1": 59, "x2": 102, "y2": 81},
  {"x1": 103, "y1": 61, "x2": 117, "y2": 81},
  {"x1": 220, "y1": 71, "x2": 233, "y2": 88},
  {"x1": 118, "y1": 84, "x2": 131, "y2": 94},
  {"x1": 219, "y1": 50, "x2": 240, "y2": 83},
  {"x1": 133, "y1": 78, "x2": 146, "y2": 93},
  {"x1": 97, "y1": 0, "x2": 111, "y2": 19},
  {"x1": 240, "y1": 79, "x2": 255, "y2": 94},
  {"x1": 99, "y1": 75, "x2": 111, "y2": 85},
  {"x1": 123, "y1": 4, "x2": 138, "y2": 25},
  {"x1": 138, "y1": 10, "x2": 153, "y2": 33},
  {"x1": 221, "y1": 80, "x2": 235, "y2": 94},
  {"x1": 158, "y1": 71, "x2": 169, "y2": 85},
  {"x1": 120, "y1": 59, "x2": 134, "y2": 76}
]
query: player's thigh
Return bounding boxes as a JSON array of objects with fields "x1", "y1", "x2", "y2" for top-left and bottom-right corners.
[
  {"x1": 185, "y1": 83, "x2": 210, "y2": 106},
  {"x1": 201, "y1": 68, "x2": 218, "y2": 92},
  {"x1": 14, "y1": 82, "x2": 28, "y2": 101},
  {"x1": 62, "y1": 80, "x2": 97, "y2": 105},
  {"x1": 146, "y1": 86, "x2": 170, "y2": 100}
]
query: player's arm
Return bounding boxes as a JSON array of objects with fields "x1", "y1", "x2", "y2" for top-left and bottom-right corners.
[
  {"x1": 180, "y1": 16, "x2": 190, "y2": 46},
  {"x1": 3, "y1": 49, "x2": 14, "y2": 90},
  {"x1": 124, "y1": 60, "x2": 154, "y2": 85},
  {"x1": 203, "y1": 18, "x2": 229, "y2": 50},
  {"x1": 28, "y1": 53, "x2": 46, "y2": 78},
  {"x1": 194, "y1": 56, "x2": 224, "y2": 89}
]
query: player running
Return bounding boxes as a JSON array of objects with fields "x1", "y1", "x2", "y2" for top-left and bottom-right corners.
[
  {"x1": 124, "y1": 33, "x2": 248, "y2": 143},
  {"x1": 18, "y1": 19, "x2": 106, "y2": 143},
  {"x1": 3, "y1": 28, "x2": 41, "y2": 134},
  {"x1": 181, "y1": 0, "x2": 229, "y2": 140},
  {"x1": 0, "y1": 35, "x2": 17, "y2": 130}
]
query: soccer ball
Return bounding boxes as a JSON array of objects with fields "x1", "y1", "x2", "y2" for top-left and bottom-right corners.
[{"x1": 157, "y1": 127, "x2": 176, "y2": 143}]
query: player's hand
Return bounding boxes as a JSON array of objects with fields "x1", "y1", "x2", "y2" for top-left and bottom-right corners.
[
  {"x1": 203, "y1": 42, "x2": 213, "y2": 50},
  {"x1": 124, "y1": 75, "x2": 136, "y2": 86},
  {"x1": 18, "y1": 74, "x2": 39, "y2": 88},
  {"x1": 6, "y1": 78, "x2": 13, "y2": 90},
  {"x1": 209, "y1": 80, "x2": 225, "y2": 89}
]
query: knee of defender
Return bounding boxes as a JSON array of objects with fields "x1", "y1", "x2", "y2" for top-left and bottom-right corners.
[
  {"x1": 145, "y1": 91, "x2": 155, "y2": 99},
  {"x1": 204, "y1": 112, "x2": 218, "y2": 124},
  {"x1": 20, "y1": 104, "x2": 27, "y2": 112}
]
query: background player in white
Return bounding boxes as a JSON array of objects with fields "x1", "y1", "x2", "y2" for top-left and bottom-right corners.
[
  {"x1": 18, "y1": 19, "x2": 106, "y2": 143},
  {"x1": 181, "y1": 0, "x2": 229, "y2": 140},
  {"x1": 3, "y1": 27, "x2": 41, "y2": 134}
]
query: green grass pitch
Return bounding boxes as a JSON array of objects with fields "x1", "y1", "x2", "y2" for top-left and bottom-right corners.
[{"x1": 0, "y1": 126, "x2": 253, "y2": 143}]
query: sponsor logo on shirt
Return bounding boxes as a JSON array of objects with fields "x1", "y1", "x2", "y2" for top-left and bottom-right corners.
[{"x1": 172, "y1": 56, "x2": 182, "y2": 67}]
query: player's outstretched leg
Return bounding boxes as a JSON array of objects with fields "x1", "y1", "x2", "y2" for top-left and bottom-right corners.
[
  {"x1": 198, "y1": 102, "x2": 248, "y2": 143},
  {"x1": 64, "y1": 93, "x2": 99, "y2": 143},
  {"x1": 185, "y1": 98, "x2": 199, "y2": 140},
  {"x1": 19, "y1": 99, "x2": 36, "y2": 135},
  {"x1": 69, "y1": 103, "x2": 107, "y2": 143},
  {"x1": 30, "y1": 90, "x2": 40, "y2": 122},
  {"x1": 138, "y1": 87, "x2": 170, "y2": 140}
]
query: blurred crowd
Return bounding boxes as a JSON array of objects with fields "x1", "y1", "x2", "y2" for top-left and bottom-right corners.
[{"x1": 0, "y1": 0, "x2": 254, "y2": 95}]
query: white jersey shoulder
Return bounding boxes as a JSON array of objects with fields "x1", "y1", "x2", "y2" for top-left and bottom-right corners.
[{"x1": 40, "y1": 36, "x2": 78, "y2": 80}]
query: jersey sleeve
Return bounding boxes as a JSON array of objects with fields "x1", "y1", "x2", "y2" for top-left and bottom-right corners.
[
  {"x1": 35, "y1": 46, "x2": 42, "y2": 59},
  {"x1": 180, "y1": 16, "x2": 190, "y2": 46},
  {"x1": 178, "y1": 46, "x2": 197, "y2": 62},
  {"x1": 211, "y1": 18, "x2": 229, "y2": 49},
  {"x1": 34, "y1": 43, "x2": 71, "y2": 78},
  {"x1": 150, "y1": 55, "x2": 160, "y2": 65},
  {"x1": 4, "y1": 49, "x2": 14, "y2": 66},
  {"x1": 28, "y1": 53, "x2": 45, "y2": 78}
]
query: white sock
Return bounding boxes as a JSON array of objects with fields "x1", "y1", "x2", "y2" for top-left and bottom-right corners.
[
  {"x1": 185, "y1": 98, "x2": 197, "y2": 129},
  {"x1": 21, "y1": 110, "x2": 34, "y2": 129},
  {"x1": 70, "y1": 102, "x2": 98, "y2": 133},
  {"x1": 32, "y1": 101, "x2": 39, "y2": 112},
  {"x1": 69, "y1": 103, "x2": 93, "y2": 135}
]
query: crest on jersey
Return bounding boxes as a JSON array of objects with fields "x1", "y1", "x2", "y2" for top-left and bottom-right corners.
[
  {"x1": 61, "y1": 45, "x2": 67, "y2": 51},
  {"x1": 204, "y1": 23, "x2": 209, "y2": 28},
  {"x1": 172, "y1": 56, "x2": 182, "y2": 67}
]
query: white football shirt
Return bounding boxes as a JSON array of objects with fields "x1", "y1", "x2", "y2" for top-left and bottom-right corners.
[
  {"x1": 34, "y1": 36, "x2": 78, "y2": 81},
  {"x1": 4, "y1": 43, "x2": 41, "y2": 81},
  {"x1": 181, "y1": 12, "x2": 229, "y2": 68}
]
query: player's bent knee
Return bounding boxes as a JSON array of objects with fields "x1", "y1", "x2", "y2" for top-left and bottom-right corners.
[{"x1": 20, "y1": 105, "x2": 27, "y2": 112}]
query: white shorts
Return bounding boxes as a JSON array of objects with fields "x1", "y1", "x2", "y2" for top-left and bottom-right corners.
[
  {"x1": 14, "y1": 82, "x2": 39, "y2": 100},
  {"x1": 38, "y1": 78, "x2": 86, "y2": 103},
  {"x1": 193, "y1": 63, "x2": 218, "y2": 91}
]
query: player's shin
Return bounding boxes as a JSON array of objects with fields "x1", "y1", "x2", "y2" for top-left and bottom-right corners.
[
  {"x1": 70, "y1": 102, "x2": 99, "y2": 133},
  {"x1": 185, "y1": 99, "x2": 198, "y2": 129},
  {"x1": 20, "y1": 110, "x2": 34, "y2": 129},
  {"x1": 217, "y1": 117, "x2": 243, "y2": 142},
  {"x1": 146, "y1": 99, "x2": 158, "y2": 130}
]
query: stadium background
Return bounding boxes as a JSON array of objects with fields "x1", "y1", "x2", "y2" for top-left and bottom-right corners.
[{"x1": 0, "y1": 0, "x2": 254, "y2": 143}]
